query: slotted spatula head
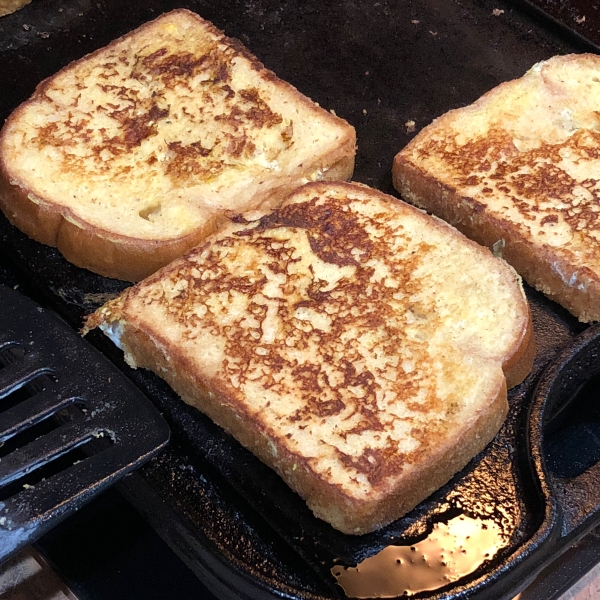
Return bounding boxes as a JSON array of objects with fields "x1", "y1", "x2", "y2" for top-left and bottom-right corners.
[{"x1": 0, "y1": 284, "x2": 170, "y2": 562}]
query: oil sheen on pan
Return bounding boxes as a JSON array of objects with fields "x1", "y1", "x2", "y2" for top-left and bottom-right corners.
[{"x1": 331, "y1": 515, "x2": 505, "y2": 598}]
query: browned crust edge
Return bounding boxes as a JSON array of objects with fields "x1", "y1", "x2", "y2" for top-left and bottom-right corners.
[
  {"x1": 0, "y1": 155, "x2": 354, "y2": 282},
  {"x1": 0, "y1": 169, "x2": 225, "y2": 281},
  {"x1": 503, "y1": 307, "x2": 535, "y2": 389},
  {"x1": 0, "y1": 8, "x2": 356, "y2": 282},
  {"x1": 83, "y1": 180, "x2": 531, "y2": 534},
  {"x1": 392, "y1": 88, "x2": 600, "y2": 324},
  {"x1": 109, "y1": 312, "x2": 508, "y2": 535},
  {"x1": 0, "y1": 0, "x2": 31, "y2": 17}
]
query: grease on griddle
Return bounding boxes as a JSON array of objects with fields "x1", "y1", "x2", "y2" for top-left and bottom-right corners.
[{"x1": 331, "y1": 515, "x2": 504, "y2": 598}]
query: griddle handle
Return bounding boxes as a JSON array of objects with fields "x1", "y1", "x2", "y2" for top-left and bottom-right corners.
[{"x1": 529, "y1": 323, "x2": 600, "y2": 544}]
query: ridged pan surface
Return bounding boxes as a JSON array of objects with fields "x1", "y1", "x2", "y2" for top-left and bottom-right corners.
[{"x1": 1, "y1": 0, "x2": 600, "y2": 598}]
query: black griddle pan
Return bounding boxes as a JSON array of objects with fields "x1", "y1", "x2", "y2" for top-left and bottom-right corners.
[{"x1": 2, "y1": 0, "x2": 600, "y2": 598}]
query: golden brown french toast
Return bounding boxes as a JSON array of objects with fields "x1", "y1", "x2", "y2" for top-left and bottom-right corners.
[
  {"x1": 393, "y1": 53, "x2": 600, "y2": 322},
  {"x1": 85, "y1": 181, "x2": 534, "y2": 534},
  {"x1": 0, "y1": 9, "x2": 355, "y2": 281},
  {"x1": 0, "y1": 0, "x2": 31, "y2": 17}
]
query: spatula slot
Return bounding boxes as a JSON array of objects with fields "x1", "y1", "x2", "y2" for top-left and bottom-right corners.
[
  {"x1": 0, "y1": 432, "x2": 113, "y2": 502},
  {"x1": 0, "y1": 402, "x2": 86, "y2": 457},
  {"x1": 0, "y1": 373, "x2": 61, "y2": 414},
  {"x1": 0, "y1": 343, "x2": 58, "y2": 406},
  {"x1": 0, "y1": 343, "x2": 25, "y2": 364}
]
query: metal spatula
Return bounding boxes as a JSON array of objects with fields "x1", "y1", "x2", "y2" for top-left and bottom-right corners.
[{"x1": 0, "y1": 284, "x2": 170, "y2": 562}]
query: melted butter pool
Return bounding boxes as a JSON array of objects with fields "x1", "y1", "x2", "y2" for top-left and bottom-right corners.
[{"x1": 331, "y1": 515, "x2": 504, "y2": 598}]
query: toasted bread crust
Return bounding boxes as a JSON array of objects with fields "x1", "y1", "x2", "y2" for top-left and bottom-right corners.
[
  {"x1": 503, "y1": 305, "x2": 535, "y2": 389},
  {"x1": 393, "y1": 53, "x2": 600, "y2": 322},
  {"x1": 86, "y1": 181, "x2": 533, "y2": 533},
  {"x1": 393, "y1": 157, "x2": 599, "y2": 323},
  {"x1": 0, "y1": 171, "x2": 224, "y2": 280},
  {"x1": 0, "y1": 0, "x2": 31, "y2": 17},
  {"x1": 0, "y1": 9, "x2": 355, "y2": 281},
  {"x1": 93, "y1": 313, "x2": 509, "y2": 532}
]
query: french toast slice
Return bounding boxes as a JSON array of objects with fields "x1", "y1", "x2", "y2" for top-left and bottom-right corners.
[
  {"x1": 0, "y1": 9, "x2": 355, "y2": 282},
  {"x1": 85, "y1": 181, "x2": 534, "y2": 534},
  {"x1": 0, "y1": 0, "x2": 31, "y2": 17},
  {"x1": 393, "y1": 53, "x2": 600, "y2": 322}
]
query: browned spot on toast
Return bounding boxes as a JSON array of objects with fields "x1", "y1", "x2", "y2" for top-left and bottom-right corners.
[
  {"x1": 417, "y1": 128, "x2": 600, "y2": 238},
  {"x1": 135, "y1": 195, "x2": 451, "y2": 487},
  {"x1": 29, "y1": 45, "x2": 289, "y2": 185}
]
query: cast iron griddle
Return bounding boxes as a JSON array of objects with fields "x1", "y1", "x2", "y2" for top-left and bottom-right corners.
[{"x1": 1, "y1": 0, "x2": 600, "y2": 598}]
